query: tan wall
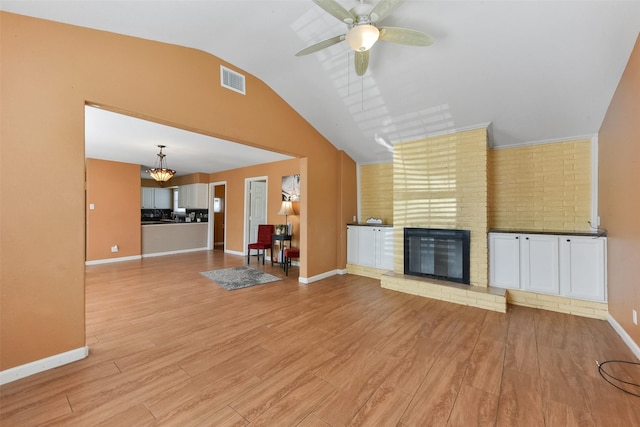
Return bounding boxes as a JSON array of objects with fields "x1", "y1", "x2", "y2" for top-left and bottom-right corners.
[
  {"x1": 599, "y1": 36, "x2": 640, "y2": 346},
  {"x1": 393, "y1": 128, "x2": 489, "y2": 287},
  {"x1": 489, "y1": 139, "x2": 592, "y2": 232},
  {"x1": 0, "y1": 13, "x2": 353, "y2": 370},
  {"x1": 360, "y1": 163, "x2": 393, "y2": 224},
  {"x1": 86, "y1": 159, "x2": 141, "y2": 261}
]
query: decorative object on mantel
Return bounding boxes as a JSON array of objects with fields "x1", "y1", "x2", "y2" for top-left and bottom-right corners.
[
  {"x1": 146, "y1": 145, "x2": 176, "y2": 184},
  {"x1": 200, "y1": 266, "x2": 281, "y2": 291},
  {"x1": 366, "y1": 217, "x2": 383, "y2": 224}
]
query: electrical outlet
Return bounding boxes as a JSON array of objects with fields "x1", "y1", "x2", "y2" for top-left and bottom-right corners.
[
  {"x1": 633, "y1": 309, "x2": 638, "y2": 326},
  {"x1": 111, "y1": 245, "x2": 119, "y2": 253}
]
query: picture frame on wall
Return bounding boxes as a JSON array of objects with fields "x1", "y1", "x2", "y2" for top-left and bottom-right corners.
[{"x1": 282, "y1": 174, "x2": 300, "y2": 201}]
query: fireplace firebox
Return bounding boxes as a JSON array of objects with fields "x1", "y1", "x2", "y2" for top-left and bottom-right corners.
[{"x1": 404, "y1": 228, "x2": 470, "y2": 284}]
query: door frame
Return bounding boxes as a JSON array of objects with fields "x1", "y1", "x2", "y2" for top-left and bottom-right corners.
[{"x1": 208, "y1": 181, "x2": 226, "y2": 251}]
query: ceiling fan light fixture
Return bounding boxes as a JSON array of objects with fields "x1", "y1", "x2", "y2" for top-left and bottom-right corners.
[
  {"x1": 146, "y1": 145, "x2": 176, "y2": 183},
  {"x1": 346, "y1": 24, "x2": 379, "y2": 52}
]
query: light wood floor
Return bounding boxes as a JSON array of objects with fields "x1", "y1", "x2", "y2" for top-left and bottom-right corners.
[{"x1": 1, "y1": 250, "x2": 639, "y2": 426}]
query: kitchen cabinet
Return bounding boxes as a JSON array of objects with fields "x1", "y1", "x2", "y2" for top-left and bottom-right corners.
[
  {"x1": 141, "y1": 187, "x2": 172, "y2": 209},
  {"x1": 178, "y1": 184, "x2": 208, "y2": 209},
  {"x1": 347, "y1": 225, "x2": 394, "y2": 271},
  {"x1": 489, "y1": 232, "x2": 606, "y2": 302}
]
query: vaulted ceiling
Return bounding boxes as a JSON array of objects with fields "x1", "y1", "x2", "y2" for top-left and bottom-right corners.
[{"x1": 3, "y1": 1, "x2": 640, "y2": 173}]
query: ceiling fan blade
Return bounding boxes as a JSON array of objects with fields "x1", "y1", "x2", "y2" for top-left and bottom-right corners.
[
  {"x1": 312, "y1": 0, "x2": 355, "y2": 24},
  {"x1": 295, "y1": 35, "x2": 345, "y2": 56},
  {"x1": 369, "y1": 0, "x2": 405, "y2": 23},
  {"x1": 379, "y1": 27, "x2": 434, "y2": 46},
  {"x1": 354, "y1": 50, "x2": 369, "y2": 76}
]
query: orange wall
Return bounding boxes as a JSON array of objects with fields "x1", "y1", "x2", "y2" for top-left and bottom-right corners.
[
  {"x1": 599, "y1": 36, "x2": 640, "y2": 346},
  {"x1": 209, "y1": 159, "x2": 302, "y2": 252},
  {"x1": 0, "y1": 12, "x2": 354, "y2": 371},
  {"x1": 86, "y1": 159, "x2": 141, "y2": 261}
]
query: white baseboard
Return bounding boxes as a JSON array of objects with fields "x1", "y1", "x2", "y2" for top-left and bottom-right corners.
[
  {"x1": 299, "y1": 269, "x2": 339, "y2": 284},
  {"x1": 607, "y1": 314, "x2": 640, "y2": 361},
  {"x1": 226, "y1": 249, "x2": 245, "y2": 257},
  {"x1": 0, "y1": 346, "x2": 89, "y2": 385},
  {"x1": 142, "y1": 247, "x2": 208, "y2": 258},
  {"x1": 85, "y1": 255, "x2": 141, "y2": 265}
]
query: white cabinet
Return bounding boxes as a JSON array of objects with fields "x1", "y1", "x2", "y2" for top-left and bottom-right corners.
[
  {"x1": 347, "y1": 225, "x2": 394, "y2": 271},
  {"x1": 489, "y1": 232, "x2": 606, "y2": 302},
  {"x1": 178, "y1": 184, "x2": 208, "y2": 209},
  {"x1": 347, "y1": 225, "x2": 360, "y2": 264},
  {"x1": 141, "y1": 187, "x2": 172, "y2": 209},
  {"x1": 559, "y1": 236, "x2": 607, "y2": 301},
  {"x1": 521, "y1": 234, "x2": 559, "y2": 294},
  {"x1": 489, "y1": 233, "x2": 521, "y2": 289}
]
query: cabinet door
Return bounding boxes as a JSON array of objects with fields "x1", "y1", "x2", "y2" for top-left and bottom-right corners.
[
  {"x1": 521, "y1": 234, "x2": 559, "y2": 294},
  {"x1": 357, "y1": 227, "x2": 376, "y2": 267},
  {"x1": 177, "y1": 185, "x2": 189, "y2": 208},
  {"x1": 346, "y1": 226, "x2": 359, "y2": 265},
  {"x1": 192, "y1": 183, "x2": 209, "y2": 209},
  {"x1": 560, "y1": 237, "x2": 606, "y2": 301},
  {"x1": 141, "y1": 188, "x2": 154, "y2": 209},
  {"x1": 153, "y1": 188, "x2": 172, "y2": 209},
  {"x1": 489, "y1": 233, "x2": 521, "y2": 289},
  {"x1": 375, "y1": 227, "x2": 394, "y2": 270}
]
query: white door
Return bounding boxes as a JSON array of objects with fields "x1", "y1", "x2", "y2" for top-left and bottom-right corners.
[{"x1": 248, "y1": 180, "x2": 267, "y2": 244}]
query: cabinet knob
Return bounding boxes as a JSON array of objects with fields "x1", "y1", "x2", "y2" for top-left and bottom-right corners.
[
  {"x1": 567, "y1": 239, "x2": 571, "y2": 242},
  {"x1": 515, "y1": 236, "x2": 519, "y2": 239},
  {"x1": 525, "y1": 237, "x2": 529, "y2": 240}
]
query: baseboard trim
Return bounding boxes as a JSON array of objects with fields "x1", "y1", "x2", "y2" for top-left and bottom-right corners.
[
  {"x1": 142, "y1": 247, "x2": 208, "y2": 258},
  {"x1": 85, "y1": 255, "x2": 141, "y2": 265},
  {"x1": 607, "y1": 314, "x2": 640, "y2": 361},
  {"x1": 0, "y1": 346, "x2": 89, "y2": 385},
  {"x1": 226, "y1": 249, "x2": 245, "y2": 257},
  {"x1": 299, "y1": 269, "x2": 338, "y2": 284}
]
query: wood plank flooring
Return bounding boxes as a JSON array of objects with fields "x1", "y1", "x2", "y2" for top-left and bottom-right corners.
[{"x1": 1, "y1": 250, "x2": 639, "y2": 426}]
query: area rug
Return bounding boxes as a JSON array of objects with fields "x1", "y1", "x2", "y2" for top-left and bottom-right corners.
[{"x1": 200, "y1": 266, "x2": 281, "y2": 290}]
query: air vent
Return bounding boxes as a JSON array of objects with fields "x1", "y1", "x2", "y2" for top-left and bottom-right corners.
[{"x1": 220, "y1": 65, "x2": 246, "y2": 95}]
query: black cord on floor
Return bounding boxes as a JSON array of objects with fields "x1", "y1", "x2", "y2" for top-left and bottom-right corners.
[{"x1": 596, "y1": 360, "x2": 640, "y2": 398}]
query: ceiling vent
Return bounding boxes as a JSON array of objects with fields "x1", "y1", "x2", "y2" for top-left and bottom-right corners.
[{"x1": 220, "y1": 65, "x2": 246, "y2": 95}]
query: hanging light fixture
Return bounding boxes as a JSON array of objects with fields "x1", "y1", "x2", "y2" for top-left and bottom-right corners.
[
  {"x1": 346, "y1": 24, "x2": 380, "y2": 52},
  {"x1": 146, "y1": 145, "x2": 176, "y2": 183}
]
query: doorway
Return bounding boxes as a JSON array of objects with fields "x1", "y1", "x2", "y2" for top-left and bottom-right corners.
[{"x1": 209, "y1": 182, "x2": 226, "y2": 251}]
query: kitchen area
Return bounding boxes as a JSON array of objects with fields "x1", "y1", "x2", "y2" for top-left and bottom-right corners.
[{"x1": 140, "y1": 183, "x2": 219, "y2": 257}]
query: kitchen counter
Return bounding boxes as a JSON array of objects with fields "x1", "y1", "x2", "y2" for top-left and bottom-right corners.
[
  {"x1": 347, "y1": 223, "x2": 393, "y2": 227},
  {"x1": 142, "y1": 222, "x2": 208, "y2": 256},
  {"x1": 141, "y1": 220, "x2": 207, "y2": 225}
]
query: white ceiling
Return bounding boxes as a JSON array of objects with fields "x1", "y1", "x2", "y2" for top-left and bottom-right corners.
[{"x1": 3, "y1": 0, "x2": 640, "y2": 169}]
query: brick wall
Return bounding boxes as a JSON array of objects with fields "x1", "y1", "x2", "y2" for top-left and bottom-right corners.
[
  {"x1": 360, "y1": 163, "x2": 393, "y2": 224},
  {"x1": 489, "y1": 139, "x2": 592, "y2": 232}
]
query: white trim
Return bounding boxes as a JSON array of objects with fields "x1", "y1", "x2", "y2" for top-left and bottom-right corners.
[
  {"x1": 336, "y1": 268, "x2": 348, "y2": 275},
  {"x1": 490, "y1": 134, "x2": 595, "y2": 150},
  {"x1": 0, "y1": 346, "x2": 89, "y2": 385},
  {"x1": 85, "y1": 255, "x2": 141, "y2": 265},
  {"x1": 607, "y1": 314, "x2": 640, "y2": 360},
  {"x1": 591, "y1": 135, "x2": 599, "y2": 228},
  {"x1": 141, "y1": 247, "x2": 208, "y2": 258},
  {"x1": 298, "y1": 269, "x2": 339, "y2": 284},
  {"x1": 225, "y1": 249, "x2": 245, "y2": 257}
]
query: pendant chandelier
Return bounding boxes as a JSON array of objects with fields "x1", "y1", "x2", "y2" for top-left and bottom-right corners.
[{"x1": 146, "y1": 145, "x2": 176, "y2": 183}]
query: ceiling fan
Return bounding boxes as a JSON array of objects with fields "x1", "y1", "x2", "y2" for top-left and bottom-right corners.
[{"x1": 296, "y1": 0, "x2": 434, "y2": 76}]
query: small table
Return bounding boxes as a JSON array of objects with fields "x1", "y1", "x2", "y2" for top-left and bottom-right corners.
[{"x1": 271, "y1": 234, "x2": 292, "y2": 267}]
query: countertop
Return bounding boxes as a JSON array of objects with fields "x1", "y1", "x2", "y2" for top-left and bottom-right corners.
[
  {"x1": 489, "y1": 229, "x2": 607, "y2": 237},
  {"x1": 141, "y1": 220, "x2": 208, "y2": 225},
  {"x1": 347, "y1": 223, "x2": 393, "y2": 227}
]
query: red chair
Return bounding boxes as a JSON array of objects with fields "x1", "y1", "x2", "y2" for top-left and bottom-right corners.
[
  {"x1": 247, "y1": 224, "x2": 274, "y2": 265},
  {"x1": 283, "y1": 247, "x2": 299, "y2": 276}
]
